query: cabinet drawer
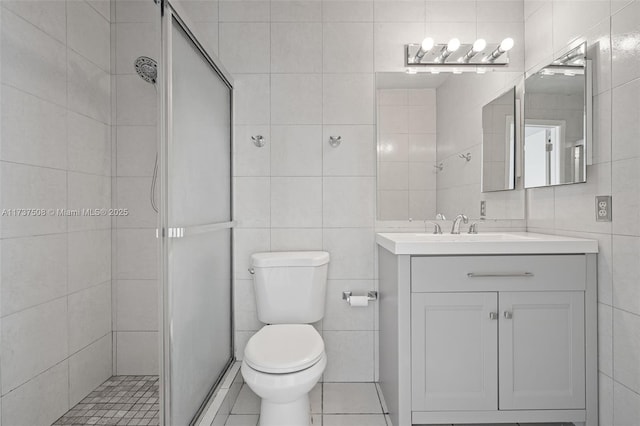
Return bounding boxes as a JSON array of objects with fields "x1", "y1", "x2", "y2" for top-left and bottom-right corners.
[{"x1": 411, "y1": 255, "x2": 586, "y2": 292}]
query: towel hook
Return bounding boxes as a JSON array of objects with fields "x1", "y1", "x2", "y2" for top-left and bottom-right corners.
[
  {"x1": 459, "y1": 152, "x2": 471, "y2": 162},
  {"x1": 251, "y1": 135, "x2": 266, "y2": 148}
]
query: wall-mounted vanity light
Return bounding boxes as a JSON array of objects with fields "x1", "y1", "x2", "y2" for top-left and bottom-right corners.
[
  {"x1": 413, "y1": 37, "x2": 434, "y2": 63},
  {"x1": 405, "y1": 37, "x2": 514, "y2": 70},
  {"x1": 435, "y1": 38, "x2": 461, "y2": 63},
  {"x1": 461, "y1": 39, "x2": 487, "y2": 63},
  {"x1": 486, "y1": 38, "x2": 514, "y2": 63}
]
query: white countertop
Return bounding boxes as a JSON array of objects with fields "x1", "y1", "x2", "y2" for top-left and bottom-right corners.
[{"x1": 376, "y1": 232, "x2": 599, "y2": 255}]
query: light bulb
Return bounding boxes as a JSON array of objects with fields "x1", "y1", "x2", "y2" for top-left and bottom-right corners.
[
  {"x1": 421, "y1": 37, "x2": 435, "y2": 52},
  {"x1": 447, "y1": 38, "x2": 461, "y2": 52},
  {"x1": 472, "y1": 39, "x2": 487, "y2": 52},
  {"x1": 500, "y1": 37, "x2": 514, "y2": 52}
]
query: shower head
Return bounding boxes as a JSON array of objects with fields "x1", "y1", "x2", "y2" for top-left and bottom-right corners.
[{"x1": 134, "y1": 56, "x2": 157, "y2": 84}]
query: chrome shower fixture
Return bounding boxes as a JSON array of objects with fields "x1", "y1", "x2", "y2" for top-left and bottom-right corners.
[
  {"x1": 134, "y1": 56, "x2": 157, "y2": 84},
  {"x1": 405, "y1": 38, "x2": 514, "y2": 69}
]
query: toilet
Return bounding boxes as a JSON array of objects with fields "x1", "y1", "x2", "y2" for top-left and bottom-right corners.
[{"x1": 241, "y1": 251, "x2": 330, "y2": 426}]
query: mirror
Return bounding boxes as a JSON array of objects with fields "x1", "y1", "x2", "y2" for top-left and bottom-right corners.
[
  {"x1": 481, "y1": 87, "x2": 516, "y2": 192},
  {"x1": 524, "y1": 43, "x2": 590, "y2": 188},
  {"x1": 376, "y1": 72, "x2": 525, "y2": 222}
]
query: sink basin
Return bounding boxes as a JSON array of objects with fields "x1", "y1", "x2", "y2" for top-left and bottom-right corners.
[
  {"x1": 376, "y1": 232, "x2": 599, "y2": 255},
  {"x1": 409, "y1": 232, "x2": 536, "y2": 242}
]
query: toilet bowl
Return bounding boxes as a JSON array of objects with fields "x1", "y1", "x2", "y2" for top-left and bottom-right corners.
[
  {"x1": 241, "y1": 324, "x2": 326, "y2": 426},
  {"x1": 240, "y1": 251, "x2": 330, "y2": 426}
]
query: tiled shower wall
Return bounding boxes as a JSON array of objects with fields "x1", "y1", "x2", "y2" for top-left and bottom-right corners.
[
  {"x1": 174, "y1": 0, "x2": 528, "y2": 382},
  {"x1": 111, "y1": 0, "x2": 160, "y2": 376},
  {"x1": 523, "y1": 0, "x2": 640, "y2": 422},
  {"x1": 0, "y1": 1, "x2": 113, "y2": 424}
]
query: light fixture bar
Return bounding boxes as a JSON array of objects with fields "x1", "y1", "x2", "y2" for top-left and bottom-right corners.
[{"x1": 405, "y1": 38, "x2": 513, "y2": 67}]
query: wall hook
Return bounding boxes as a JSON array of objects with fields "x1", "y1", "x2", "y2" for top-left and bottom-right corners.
[
  {"x1": 251, "y1": 135, "x2": 265, "y2": 148},
  {"x1": 459, "y1": 152, "x2": 471, "y2": 162},
  {"x1": 329, "y1": 136, "x2": 342, "y2": 148},
  {"x1": 434, "y1": 162, "x2": 444, "y2": 171}
]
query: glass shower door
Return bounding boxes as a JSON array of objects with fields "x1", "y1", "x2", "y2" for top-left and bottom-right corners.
[{"x1": 160, "y1": 7, "x2": 233, "y2": 425}]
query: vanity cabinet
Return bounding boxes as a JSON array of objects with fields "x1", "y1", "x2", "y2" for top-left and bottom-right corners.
[
  {"x1": 411, "y1": 291, "x2": 585, "y2": 413},
  {"x1": 376, "y1": 237, "x2": 598, "y2": 426}
]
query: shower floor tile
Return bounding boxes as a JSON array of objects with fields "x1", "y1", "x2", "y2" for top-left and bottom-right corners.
[{"x1": 53, "y1": 376, "x2": 159, "y2": 426}]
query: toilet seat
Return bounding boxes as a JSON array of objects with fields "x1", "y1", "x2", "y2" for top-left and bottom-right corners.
[{"x1": 244, "y1": 324, "x2": 324, "y2": 374}]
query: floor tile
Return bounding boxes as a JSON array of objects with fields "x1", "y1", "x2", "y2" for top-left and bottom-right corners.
[
  {"x1": 323, "y1": 414, "x2": 387, "y2": 425},
  {"x1": 225, "y1": 414, "x2": 259, "y2": 426},
  {"x1": 231, "y1": 384, "x2": 261, "y2": 415},
  {"x1": 53, "y1": 376, "x2": 159, "y2": 426},
  {"x1": 310, "y1": 383, "x2": 322, "y2": 413},
  {"x1": 322, "y1": 383, "x2": 383, "y2": 414}
]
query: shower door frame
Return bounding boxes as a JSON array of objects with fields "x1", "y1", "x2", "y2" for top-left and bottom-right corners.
[{"x1": 159, "y1": 2, "x2": 236, "y2": 425}]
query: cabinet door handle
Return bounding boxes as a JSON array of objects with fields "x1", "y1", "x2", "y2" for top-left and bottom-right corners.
[
  {"x1": 467, "y1": 272, "x2": 534, "y2": 278},
  {"x1": 489, "y1": 312, "x2": 498, "y2": 320},
  {"x1": 503, "y1": 311, "x2": 513, "y2": 319}
]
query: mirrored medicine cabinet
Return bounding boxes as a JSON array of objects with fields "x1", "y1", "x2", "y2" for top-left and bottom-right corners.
[{"x1": 523, "y1": 43, "x2": 592, "y2": 189}]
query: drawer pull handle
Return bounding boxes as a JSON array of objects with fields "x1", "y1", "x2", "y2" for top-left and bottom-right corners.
[
  {"x1": 504, "y1": 311, "x2": 513, "y2": 319},
  {"x1": 489, "y1": 312, "x2": 498, "y2": 320},
  {"x1": 467, "y1": 272, "x2": 534, "y2": 278}
]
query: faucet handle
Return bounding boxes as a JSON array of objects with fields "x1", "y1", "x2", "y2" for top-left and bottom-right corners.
[
  {"x1": 428, "y1": 222, "x2": 443, "y2": 234},
  {"x1": 468, "y1": 222, "x2": 478, "y2": 234}
]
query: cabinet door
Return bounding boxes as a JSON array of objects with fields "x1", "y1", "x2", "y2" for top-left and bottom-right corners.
[
  {"x1": 499, "y1": 291, "x2": 585, "y2": 410},
  {"x1": 411, "y1": 292, "x2": 498, "y2": 411}
]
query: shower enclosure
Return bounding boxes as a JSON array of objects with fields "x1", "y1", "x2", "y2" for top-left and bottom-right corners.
[
  {"x1": 159, "y1": 3, "x2": 234, "y2": 425},
  {"x1": 0, "y1": 0, "x2": 233, "y2": 424}
]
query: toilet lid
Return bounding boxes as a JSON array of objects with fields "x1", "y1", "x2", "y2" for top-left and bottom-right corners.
[{"x1": 244, "y1": 324, "x2": 325, "y2": 374}]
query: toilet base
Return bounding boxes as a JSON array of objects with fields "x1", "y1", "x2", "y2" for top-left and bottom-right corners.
[{"x1": 259, "y1": 394, "x2": 310, "y2": 426}]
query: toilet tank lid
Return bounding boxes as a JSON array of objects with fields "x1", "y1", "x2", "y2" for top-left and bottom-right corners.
[{"x1": 251, "y1": 251, "x2": 330, "y2": 267}]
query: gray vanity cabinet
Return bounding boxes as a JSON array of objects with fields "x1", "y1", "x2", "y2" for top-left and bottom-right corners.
[
  {"x1": 378, "y1": 248, "x2": 598, "y2": 426},
  {"x1": 411, "y1": 291, "x2": 586, "y2": 413},
  {"x1": 411, "y1": 292, "x2": 499, "y2": 412}
]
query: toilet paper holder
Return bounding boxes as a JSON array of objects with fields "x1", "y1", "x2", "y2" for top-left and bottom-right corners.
[{"x1": 342, "y1": 291, "x2": 378, "y2": 303}]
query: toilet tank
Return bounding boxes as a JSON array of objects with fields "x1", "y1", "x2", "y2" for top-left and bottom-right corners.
[{"x1": 251, "y1": 251, "x2": 330, "y2": 324}]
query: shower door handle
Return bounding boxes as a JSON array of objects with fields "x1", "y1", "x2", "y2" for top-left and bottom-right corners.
[{"x1": 163, "y1": 221, "x2": 236, "y2": 238}]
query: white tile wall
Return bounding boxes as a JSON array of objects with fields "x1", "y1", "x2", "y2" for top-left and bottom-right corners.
[
  {"x1": 110, "y1": 8, "x2": 161, "y2": 375},
  {"x1": 1, "y1": 2, "x2": 114, "y2": 422},
  {"x1": 115, "y1": 331, "x2": 159, "y2": 375},
  {"x1": 524, "y1": 0, "x2": 640, "y2": 421},
  {"x1": 213, "y1": 0, "x2": 527, "y2": 382}
]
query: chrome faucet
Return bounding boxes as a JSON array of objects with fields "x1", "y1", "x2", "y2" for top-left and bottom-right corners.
[
  {"x1": 428, "y1": 222, "x2": 443, "y2": 234},
  {"x1": 451, "y1": 214, "x2": 468, "y2": 234},
  {"x1": 468, "y1": 222, "x2": 478, "y2": 234}
]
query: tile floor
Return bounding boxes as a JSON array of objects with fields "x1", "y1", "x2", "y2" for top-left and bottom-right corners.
[
  {"x1": 53, "y1": 376, "x2": 159, "y2": 426},
  {"x1": 225, "y1": 382, "x2": 390, "y2": 426}
]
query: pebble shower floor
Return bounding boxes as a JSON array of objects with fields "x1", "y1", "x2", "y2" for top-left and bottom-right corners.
[{"x1": 53, "y1": 376, "x2": 159, "y2": 425}]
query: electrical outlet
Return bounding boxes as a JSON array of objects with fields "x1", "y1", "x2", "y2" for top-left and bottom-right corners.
[
  {"x1": 596, "y1": 196, "x2": 612, "y2": 222},
  {"x1": 480, "y1": 201, "x2": 486, "y2": 217}
]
